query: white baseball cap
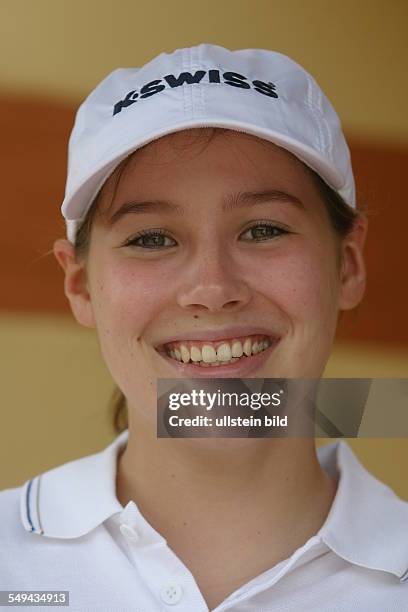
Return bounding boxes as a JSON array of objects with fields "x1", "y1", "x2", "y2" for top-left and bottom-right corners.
[{"x1": 61, "y1": 43, "x2": 355, "y2": 244}]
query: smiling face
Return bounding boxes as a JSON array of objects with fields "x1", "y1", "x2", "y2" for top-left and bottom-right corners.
[{"x1": 54, "y1": 129, "x2": 367, "y2": 422}]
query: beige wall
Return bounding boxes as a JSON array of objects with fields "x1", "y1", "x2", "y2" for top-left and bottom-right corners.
[{"x1": 1, "y1": 0, "x2": 407, "y2": 497}]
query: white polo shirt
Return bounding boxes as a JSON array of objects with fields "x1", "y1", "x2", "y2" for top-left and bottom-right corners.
[{"x1": 1, "y1": 432, "x2": 408, "y2": 611}]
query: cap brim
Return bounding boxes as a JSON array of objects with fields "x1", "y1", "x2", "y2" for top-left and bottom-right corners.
[{"x1": 62, "y1": 118, "x2": 350, "y2": 243}]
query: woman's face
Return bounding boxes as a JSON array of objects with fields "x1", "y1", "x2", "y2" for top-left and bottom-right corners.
[{"x1": 55, "y1": 129, "x2": 366, "y2": 420}]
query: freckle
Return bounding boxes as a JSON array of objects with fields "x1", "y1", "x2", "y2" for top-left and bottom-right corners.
[
  {"x1": 170, "y1": 473, "x2": 175, "y2": 478},
  {"x1": 257, "y1": 530, "x2": 261, "y2": 535},
  {"x1": 183, "y1": 521, "x2": 187, "y2": 526},
  {"x1": 193, "y1": 315, "x2": 199, "y2": 319}
]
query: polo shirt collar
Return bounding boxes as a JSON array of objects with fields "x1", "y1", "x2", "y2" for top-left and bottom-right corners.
[
  {"x1": 20, "y1": 431, "x2": 127, "y2": 539},
  {"x1": 318, "y1": 441, "x2": 408, "y2": 582},
  {"x1": 20, "y1": 432, "x2": 408, "y2": 582}
]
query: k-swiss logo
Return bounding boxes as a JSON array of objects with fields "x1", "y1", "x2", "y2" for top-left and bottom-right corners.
[{"x1": 113, "y1": 69, "x2": 278, "y2": 116}]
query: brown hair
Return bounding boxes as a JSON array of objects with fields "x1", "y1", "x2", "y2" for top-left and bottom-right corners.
[{"x1": 72, "y1": 127, "x2": 364, "y2": 434}]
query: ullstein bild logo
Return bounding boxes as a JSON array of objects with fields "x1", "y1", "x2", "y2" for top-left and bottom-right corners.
[{"x1": 113, "y1": 69, "x2": 279, "y2": 116}]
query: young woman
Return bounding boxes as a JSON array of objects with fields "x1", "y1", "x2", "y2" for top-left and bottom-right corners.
[{"x1": 1, "y1": 43, "x2": 408, "y2": 611}]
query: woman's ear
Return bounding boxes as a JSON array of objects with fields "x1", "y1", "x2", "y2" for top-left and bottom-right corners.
[
  {"x1": 338, "y1": 214, "x2": 369, "y2": 311},
  {"x1": 53, "y1": 238, "x2": 96, "y2": 328}
]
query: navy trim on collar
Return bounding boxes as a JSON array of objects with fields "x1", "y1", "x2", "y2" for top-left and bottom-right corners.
[{"x1": 19, "y1": 432, "x2": 408, "y2": 581}]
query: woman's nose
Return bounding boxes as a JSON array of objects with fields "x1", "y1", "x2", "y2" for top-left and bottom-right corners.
[{"x1": 176, "y1": 248, "x2": 252, "y2": 313}]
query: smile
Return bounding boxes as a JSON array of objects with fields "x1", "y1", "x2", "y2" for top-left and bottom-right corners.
[{"x1": 160, "y1": 334, "x2": 273, "y2": 367}]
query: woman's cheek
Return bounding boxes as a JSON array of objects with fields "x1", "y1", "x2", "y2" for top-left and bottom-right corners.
[
  {"x1": 93, "y1": 261, "x2": 172, "y2": 343},
  {"x1": 287, "y1": 238, "x2": 339, "y2": 313},
  {"x1": 259, "y1": 248, "x2": 325, "y2": 319}
]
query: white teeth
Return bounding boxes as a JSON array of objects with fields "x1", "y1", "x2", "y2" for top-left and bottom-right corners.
[
  {"x1": 243, "y1": 338, "x2": 252, "y2": 356},
  {"x1": 231, "y1": 340, "x2": 243, "y2": 357},
  {"x1": 190, "y1": 346, "x2": 202, "y2": 362},
  {"x1": 202, "y1": 345, "x2": 217, "y2": 363},
  {"x1": 165, "y1": 336, "x2": 272, "y2": 364},
  {"x1": 180, "y1": 344, "x2": 190, "y2": 363},
  {"x1": 216, "y1": 343, "x2": 232, "y2": 362}
]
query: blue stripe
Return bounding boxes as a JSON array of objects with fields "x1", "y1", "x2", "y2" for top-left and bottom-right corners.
[{"x1": 26, "y1": 479, "x2": 36, "y2": 532}]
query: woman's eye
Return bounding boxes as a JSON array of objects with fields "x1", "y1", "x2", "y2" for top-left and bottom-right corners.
[
  {"x1": 124, "y1": 230, "x2": 176, "y2": 249},
  {"x1": 240, "y1": 223, "x2": 289, "y2": 242},
  {"x1": 124, "y1": 222, "x2": 289, "y2": 250}
]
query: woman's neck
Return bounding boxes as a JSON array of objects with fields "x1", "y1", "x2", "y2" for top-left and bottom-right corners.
[
  {"x1": 116, "y1": 417, "x2": 337, "y2": 609},
  {"x1": 116, "y1": 416, "x2": 337, "y2": 579}
]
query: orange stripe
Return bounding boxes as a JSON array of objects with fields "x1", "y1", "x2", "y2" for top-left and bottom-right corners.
[{"x1": 0, "y1": 94, "x2": 406, "y2": 345}]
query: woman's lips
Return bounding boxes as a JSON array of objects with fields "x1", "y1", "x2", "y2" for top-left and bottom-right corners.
[{"x1": 155, "y1": 339, "x2": 279, "y2": 378}]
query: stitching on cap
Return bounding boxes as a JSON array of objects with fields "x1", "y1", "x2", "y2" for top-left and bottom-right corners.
[
  {"x1": 189, "y1": 45, "x2": 195, "y2": 120},
  {"x1": 192, "y1": 45, "x2": 205, "y2": 118},
  {"x1": 199, "y1": 47, "x2": 206, "y2": 116},
  {"x1": 177, "y1": 46, "x2": 207, "y2": 121},
  {"x1": 317, "y1": 84, "x2": 334, "y2": 158},
  {"x1": 189, "y1": 46, "x2": 195, "y2": 120},
  {"x1": 181, "y1": 47, "x2": 189, "y2": 118},
  {"x1": 305, "y1": 72, "x2": 325, "y2": 153}
]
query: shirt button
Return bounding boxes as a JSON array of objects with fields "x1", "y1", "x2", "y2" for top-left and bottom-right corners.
[
  {"x1": 119, "y1": 523, "x2": 139, "y2": 542},
  {"x1": 159, "y1": 581, "x2": 183, "y2": 605}
]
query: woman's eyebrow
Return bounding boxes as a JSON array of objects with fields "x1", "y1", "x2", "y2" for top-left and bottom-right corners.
[
  {"x1": 108, "y1": 189, "x2": 304, "y2": 226},
  {"x1": 223, "y1": 190, "x2": 305, "y2": 211}
]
